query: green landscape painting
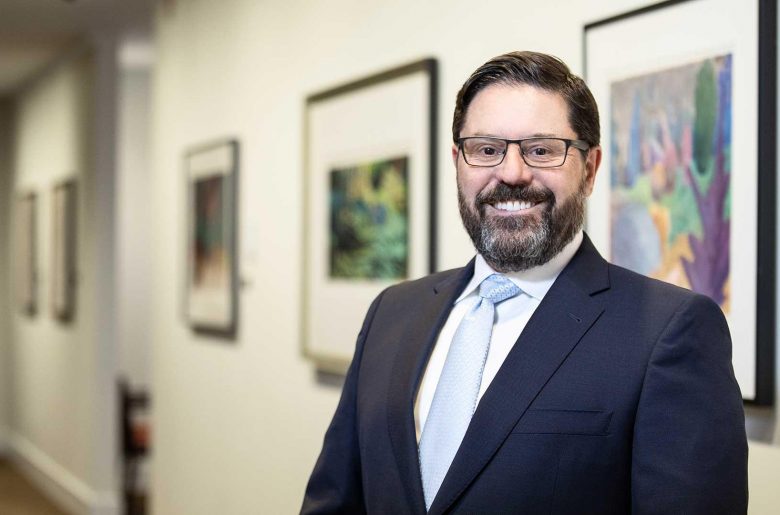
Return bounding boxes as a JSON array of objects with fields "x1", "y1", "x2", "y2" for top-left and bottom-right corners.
[{"x1": 329, "y1": 156, "x2": 409, "y2": 280}]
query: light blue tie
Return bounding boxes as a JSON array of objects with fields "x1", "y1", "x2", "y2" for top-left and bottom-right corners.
[{"x1": 418, "y1": 274, "x2": 521, "y2": 510}]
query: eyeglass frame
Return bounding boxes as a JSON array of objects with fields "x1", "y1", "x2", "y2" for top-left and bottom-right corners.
[{"x1": 456, "y1": 136, "x2": 590, "y2": 168}]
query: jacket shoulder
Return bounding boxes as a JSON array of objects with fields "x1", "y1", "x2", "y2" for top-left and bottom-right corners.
[
  {"x1": 606, "y1": 262, "x2": 723, "y2": 316},
  {"x1": 384, "y1": 266, "x2": 467, "y2": 296}
]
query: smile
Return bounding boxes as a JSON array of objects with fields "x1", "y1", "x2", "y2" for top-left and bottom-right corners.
[{"x1": 491, "y1": 200, "x2": 537, "y2": 212}]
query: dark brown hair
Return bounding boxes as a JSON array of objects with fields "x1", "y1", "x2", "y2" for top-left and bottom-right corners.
[{"x1": 452, "y1": 51, "x2": 600, "y2": 148}]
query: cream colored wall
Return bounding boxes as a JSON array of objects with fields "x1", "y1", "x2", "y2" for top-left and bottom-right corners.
[
  {"x1": 0, "y1": 101, "x2": 11, "y2": 452},
  {"x1": 117, "y1": 68, "x2": 153, "y2": 388},
  {"x1": 749, "y1": 442, "x2": 780, "y2": 514},
  {"x1": 150, "y1": 0, "x2": 779, "y2": 513},
  {"x1": 9, "y1": 50, "x2": 119, "y2": 515},
  {"x1": 11, "y1": 53, "x2": 93, "y2": 486}
]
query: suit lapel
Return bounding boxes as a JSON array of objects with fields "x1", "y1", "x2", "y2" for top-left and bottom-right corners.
[
  {"x1": 386, "y1": 262, "x2": 474, "y2": 514},
  {"x1": 429, "y1": 236, "x2": 610, "y2": 515}
]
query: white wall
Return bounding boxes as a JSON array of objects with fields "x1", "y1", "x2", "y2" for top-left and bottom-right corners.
[
  {"x1": 749, "y1": 442, "x2": 780, "y2": 514},
  {"x1": 0, "y1": 100, "x2": 12, "y2": 453},
  {"x1": 149, "y1": 0, "x2": 779, "y2": 514},
  {"x1": 117, "y1": 66, "x2": 153, "y2": 388},
  {"x1": 8, "y1": 48, "x2": 119, "y2": 515}
]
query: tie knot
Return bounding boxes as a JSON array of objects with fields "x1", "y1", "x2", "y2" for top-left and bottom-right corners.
[{"x1": 479, "y1": 274, "x2": 520, "y2": 304}]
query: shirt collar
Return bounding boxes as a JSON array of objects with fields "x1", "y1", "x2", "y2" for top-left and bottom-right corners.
[{"x1": 456, "y1": 230, "x2": 583, "y2": 303}]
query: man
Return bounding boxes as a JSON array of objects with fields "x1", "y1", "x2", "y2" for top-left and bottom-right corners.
[{"x1": 302, "y1": 51, "x2": 747, "y2": 514}]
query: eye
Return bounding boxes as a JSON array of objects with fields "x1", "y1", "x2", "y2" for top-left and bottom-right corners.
[
  {"x1": 522, "y1": 139, "x2": 567, "y2": 163},
  {"x1": 463, "y1": 139, "x2": 505, "y2": 156},
  {"x1": 476, "y1": 144, "x2": 501, "y2": 156},
  {"x1": 526, "y1": 143, "x2": 553, "y2": 156}
]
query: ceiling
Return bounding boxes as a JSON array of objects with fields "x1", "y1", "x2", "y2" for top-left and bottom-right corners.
[{"x1": 0, "y1": 0, "x2": 155, "y2": 97}]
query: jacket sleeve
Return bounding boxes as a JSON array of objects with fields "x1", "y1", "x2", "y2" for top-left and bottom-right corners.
[
  {"x1": 631, "y1": 293, "x2": 748, "y2": 514},
  {"x1": 300, "y1": 291, "x2": 385, "y2": 515}
]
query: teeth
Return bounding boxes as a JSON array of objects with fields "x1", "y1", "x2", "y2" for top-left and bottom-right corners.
[{"x1": 494, "y1": 201, "x2": 534, "y2": 212}]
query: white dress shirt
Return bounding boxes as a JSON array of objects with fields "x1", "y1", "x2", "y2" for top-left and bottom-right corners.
[{"x1": 414, "y1": 231, "x2": 583, "y2": 441}]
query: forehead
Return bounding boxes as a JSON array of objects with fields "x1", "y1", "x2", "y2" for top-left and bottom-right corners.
[{"x1": 461, "y1": 83, "x2": 573, "y2": 138}]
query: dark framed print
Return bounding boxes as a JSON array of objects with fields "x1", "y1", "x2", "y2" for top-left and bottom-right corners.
[
  {"x1": 185, "y1": 139, "x2": 239, "y2": 337},
  {"x1": 51, "y1": 179, "x2": 77, "y2": 322},
  {"x1": 15, "y1": 192, "x2": 37, "y2": 316},
  {"x1": 303, "y1": 58, "x2": 438, "y2": 372},
  {"x1": 584, "y1": 0, "x2": 776, "y2": 404}
]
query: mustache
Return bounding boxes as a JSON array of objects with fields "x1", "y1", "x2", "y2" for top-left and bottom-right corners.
[{"x1": 475, "y1": 183, "x2": 554, "y2": 207}]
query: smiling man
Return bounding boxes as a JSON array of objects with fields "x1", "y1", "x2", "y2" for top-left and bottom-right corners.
[{"x1": 302, "y1": 51, "x2": 747, "y2": 515}]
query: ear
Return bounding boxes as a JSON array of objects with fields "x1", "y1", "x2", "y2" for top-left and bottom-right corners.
[
  {"x1": 582, "y1": 145, "x2": 602, "y2": 196},
  {"x1": 452, "y1": 143, "x2": 460, "y2": 167}
]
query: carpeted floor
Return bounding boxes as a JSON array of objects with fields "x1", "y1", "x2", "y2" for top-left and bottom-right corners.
[{"x1": 0, "y1": 459, "x2": 67, "y2": 515}]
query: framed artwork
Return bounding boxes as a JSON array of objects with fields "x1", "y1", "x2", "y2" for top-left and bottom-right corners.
[
  {"x1": 15, "y1": 192, "x2": 37, "y2": 316},
  {"x1": 51, "y1": 180, "x2": 77, "y2": 322},
  {"x1": 185, "y1": 139, "x2": 239, "y2": 337},
  {"x1": 584, "y1": 0, "x2": 776, "y2": 404},
  {"x1": 303, "y1": 58, "x2": 438, "y2": 372}
]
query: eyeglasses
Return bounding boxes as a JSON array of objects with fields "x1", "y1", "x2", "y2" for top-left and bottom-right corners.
[{"x1": 457, "y1": 136, "x2": 589, "y2": 168}]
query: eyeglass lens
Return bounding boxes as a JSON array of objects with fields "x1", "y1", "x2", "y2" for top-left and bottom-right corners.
[{"x1": 462, "y1": 137, "x2": 570, "y2": 167}]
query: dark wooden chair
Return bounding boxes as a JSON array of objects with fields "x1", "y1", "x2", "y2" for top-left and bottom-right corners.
[{"x1": 119, "y1": 379, "x2": 150, "y2": 515}]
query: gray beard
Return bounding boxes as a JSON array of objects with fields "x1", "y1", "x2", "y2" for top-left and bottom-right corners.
[{"x1": 458, "y1": 179, "x2": 586, "y2": 272}]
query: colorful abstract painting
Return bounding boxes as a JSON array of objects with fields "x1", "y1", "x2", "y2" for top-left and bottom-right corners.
[
  {"x1": 329, "y1": 156, "x2": 409, "y2": 280},
  {"x1": 610, "y1": 55, "x2": 732, "y2": 311}
]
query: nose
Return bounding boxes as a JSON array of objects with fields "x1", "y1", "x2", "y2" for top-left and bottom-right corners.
[{"x1": 495, "y1": 142, "x2": 533, "y2": 185}]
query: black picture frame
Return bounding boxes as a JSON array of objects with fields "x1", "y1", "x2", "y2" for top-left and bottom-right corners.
[
  {"x1": 302, "y1": 58, "x2": 438, "y2": 373},
  {"x1": 184, "y1": 139, "x2": 240, "y2": 338},
  {"x1": 51, "y1": 179, "x2": 77, "y2": 323},
  {"x1": 15, "y1": 192, "x2": 37, "y2": 317},
  {"x1": 584, "y1": 0, "x2": 776, "y2": 405}
]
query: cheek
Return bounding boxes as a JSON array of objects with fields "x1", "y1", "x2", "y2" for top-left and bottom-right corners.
[
  {"x1": 457, "y1": 167, "x2": 492, "y2": 198},
  {"x1": 546, "y1": 171, "x2": 586, "y2": 200}
]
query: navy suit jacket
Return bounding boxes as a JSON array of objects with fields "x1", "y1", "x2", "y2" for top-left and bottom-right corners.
[{"x1": 302, "y1": 235, "x2": 748, "y2": 514}]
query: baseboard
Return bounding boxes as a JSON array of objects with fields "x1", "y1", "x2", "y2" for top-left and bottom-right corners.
[{"x1": 8, "y1": 432, "x2": 119, "y2": 515}]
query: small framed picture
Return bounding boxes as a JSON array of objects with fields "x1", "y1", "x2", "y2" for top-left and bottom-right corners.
[
  {"x1": 15, "y1": 192, "x2": 37, "y2": 316},
  {"x1": 51, "y1": 180, "x2": 77, "y2": 322},
  {"x1": 184, "y1": 139, "x2": 239, "y2": 337}
]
